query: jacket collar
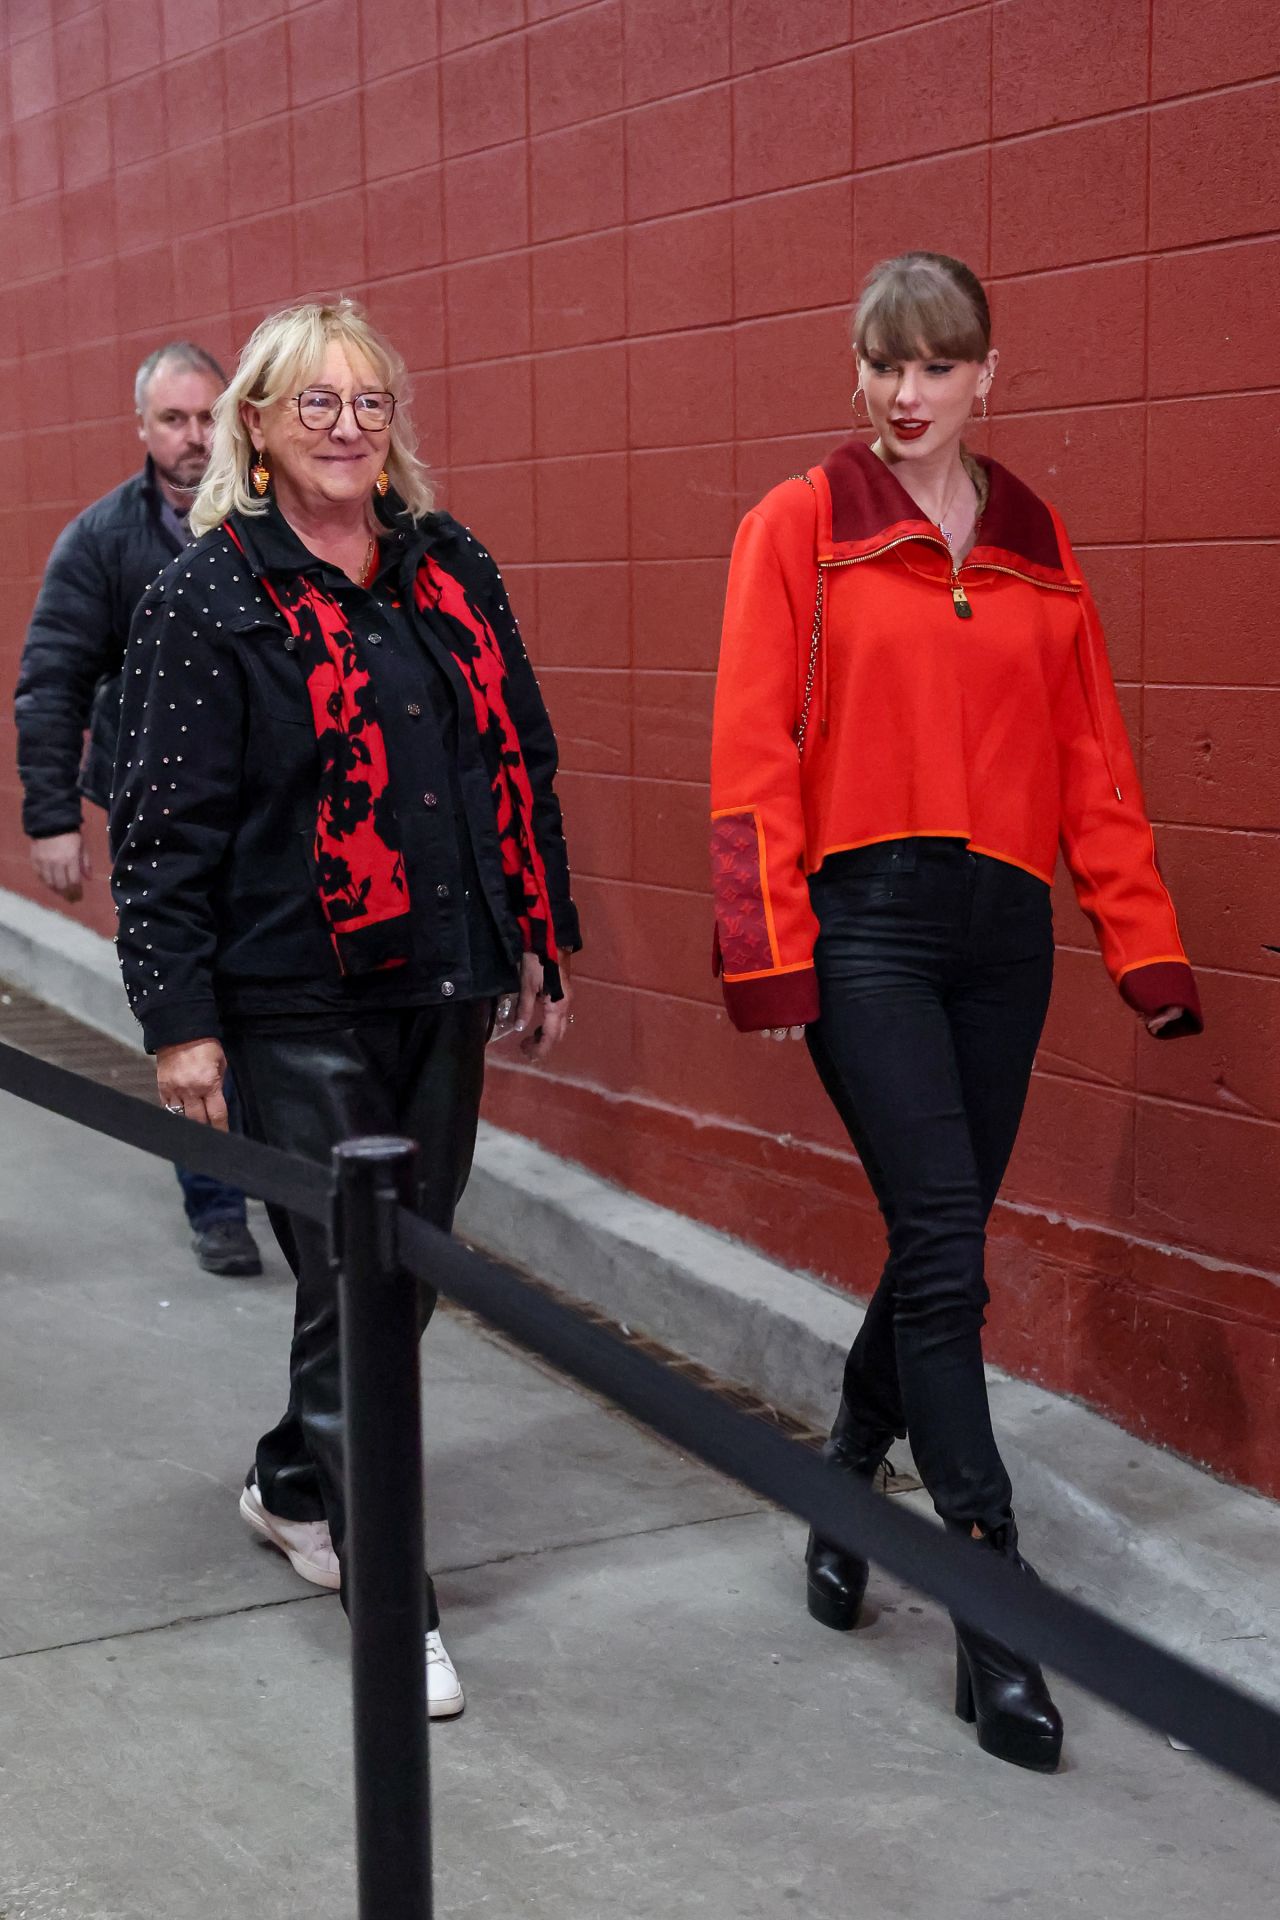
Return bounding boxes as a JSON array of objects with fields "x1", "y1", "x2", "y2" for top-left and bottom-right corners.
[
  {"x1": 140, "y1": 455, "x2": 163, "y2": 507},
  {"x1": 140, "y1": 456, "x2": 189, "y2": 552},
  {"x1": 227, "y1": 490, "x2": 427, "y2": 588},
  {"x1": 817, "y1": 438, "x2": 1073, "y2": 585}
]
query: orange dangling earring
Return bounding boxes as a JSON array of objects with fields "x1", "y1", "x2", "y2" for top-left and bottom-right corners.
[
  {"x1": 250, "y1": 449, "x2": 270, "y2": 496},
  {"x1": 375, "y1": 468, "x2": 390, "y2": 497}
]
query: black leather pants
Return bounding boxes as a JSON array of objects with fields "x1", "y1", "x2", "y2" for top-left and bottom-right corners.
[
  {"x1": 226, "y1": 1000, "x2": 492, "y2": 1626},
  {"x1": 806, "y1": 841, "x2": 1054, "y2": 1536}
]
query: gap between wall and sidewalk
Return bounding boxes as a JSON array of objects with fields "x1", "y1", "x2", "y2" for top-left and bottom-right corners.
[{"x1": 1, "y1": 882, "x2": 1275, "y2": 1713}]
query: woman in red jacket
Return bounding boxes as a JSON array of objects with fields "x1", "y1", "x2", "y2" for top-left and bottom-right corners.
[{"x1": 710, "y1": 252, "x2": 1201, "y2": 1774}]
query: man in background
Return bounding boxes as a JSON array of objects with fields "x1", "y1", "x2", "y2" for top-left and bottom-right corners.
[{"x1": 14, "y1": 342, "x2": 262, "y2": 1277}]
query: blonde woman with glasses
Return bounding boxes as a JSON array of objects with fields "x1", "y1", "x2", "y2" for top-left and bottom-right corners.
[{"x1": 110, "y1": 299, "x2": 581, "y2": 1718}]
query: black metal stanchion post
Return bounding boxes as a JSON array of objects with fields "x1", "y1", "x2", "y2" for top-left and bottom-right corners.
[{"x1": 333, "y1": 1136, "x2": 433, "y2": 1920}]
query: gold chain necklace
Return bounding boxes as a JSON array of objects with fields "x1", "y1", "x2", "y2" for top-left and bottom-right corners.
[{"x1": 934, "y1": 467, "x2": 973, "y2": 551}]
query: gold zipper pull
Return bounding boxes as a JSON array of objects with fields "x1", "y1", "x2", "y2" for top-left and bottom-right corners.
[{"x1": 952, "y1": 582, "x2": 973, "y2": 619}]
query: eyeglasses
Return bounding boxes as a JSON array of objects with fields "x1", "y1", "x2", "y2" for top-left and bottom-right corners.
[{"x1": 292, "y1": 388, "x2": 397, "y2": 432}]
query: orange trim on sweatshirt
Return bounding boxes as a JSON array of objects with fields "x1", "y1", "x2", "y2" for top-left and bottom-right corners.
[
  {"x1": 721, "y1": 957, "x2": 816, "y2": 985},
  {"x1": 964, "y1": 844, "x2": 1056, "y2": 887}
]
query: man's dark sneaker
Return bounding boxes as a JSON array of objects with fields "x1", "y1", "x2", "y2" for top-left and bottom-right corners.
[{"x1": 194, "y1": 1219, "x2": 263, "y2": 1276}]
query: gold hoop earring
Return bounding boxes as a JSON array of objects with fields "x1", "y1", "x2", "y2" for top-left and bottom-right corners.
[
  {"x1": 375, "y1": 468, "x2": 390, "y2": 497},
  {"x1": 250, "y1": 451, "x2": 270, "y2": 496},
  {"x1": 852, "y1": 386, "x2": 868, "y2": 422},
  {"x1": 973, "y1": 391, "x2": 989, "y2": 422}
]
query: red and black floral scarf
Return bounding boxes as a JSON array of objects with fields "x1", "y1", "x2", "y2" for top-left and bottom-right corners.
[
  {"x1": 412, "y1": 556, "x2": 559, "y2": 969},
  {"x1": 227, "y1": 527, "x2": 558, "y2": 979}
]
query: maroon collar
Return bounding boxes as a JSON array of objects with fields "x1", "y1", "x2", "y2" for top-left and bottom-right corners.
[{"x1": 820, "y1": 438, "x2": 1070, "y2": 581}]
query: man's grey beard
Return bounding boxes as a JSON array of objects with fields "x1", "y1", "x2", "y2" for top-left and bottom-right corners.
[{"x1": 156, "y1": 456, "x2": 207, "y2": 499}]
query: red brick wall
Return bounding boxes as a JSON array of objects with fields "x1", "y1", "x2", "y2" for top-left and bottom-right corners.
[{"x1": 3, "y1": 1, "x2": 1279, "y2": 1491}]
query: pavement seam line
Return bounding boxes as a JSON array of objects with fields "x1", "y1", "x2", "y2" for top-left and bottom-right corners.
[
  {"x1": 0, "y1": 1507, "x2": 769, "y2": 1668},
  {"x1": 441, "y1": 1503, "x2": 767, "y2": 1577},
  {"x1": 0, "y1": 1587, "x2": 331, "y2": 1666}
]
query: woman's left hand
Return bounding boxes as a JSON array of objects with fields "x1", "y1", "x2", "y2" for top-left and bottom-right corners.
[
  {"x1": 1146, "y1": 1005, "x2": 1185, "y2": 1036},
  {"x1": 762, "y1": 1026, "x2": 807, "y2": 1042},
  {"x1": 513, "y1": 951, "x2": 573, "y2": 1062}
]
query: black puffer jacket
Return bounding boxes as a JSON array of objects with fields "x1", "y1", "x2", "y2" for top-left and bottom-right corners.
[
  {"x1": 109, "y1": 503, "x2": 580, "y2": 1052},
  {"x1": 14, "y1": 460, "x2": 183, "y2": 837}
]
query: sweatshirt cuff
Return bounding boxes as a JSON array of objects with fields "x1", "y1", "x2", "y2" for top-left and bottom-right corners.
[
  {"x1": 1119, "y1": 961, "x2": 1203, "y2": 1038},
  {"x1": 722, "y1": 968, "x2": 821, "y2": 1033}
]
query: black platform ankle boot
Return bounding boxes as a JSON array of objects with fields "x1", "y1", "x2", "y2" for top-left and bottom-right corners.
[
  {"x1": 805, "y1": 1405, "x2": 892, "y2": 1632},
  {"x1": 949, "y1": 1519, "x2": 1064, "y2": 1774}
]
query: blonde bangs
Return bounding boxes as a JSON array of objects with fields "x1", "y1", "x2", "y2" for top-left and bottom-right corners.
[
  {"x1": 191, "y1": 298, "x2": 436, "y2": 538},
  {"x1": 244, "y1": 307, "x2": 397, "y2": 409},
  {"x1": 853, "y1": 253, "x2": 991, "y2": 363}
]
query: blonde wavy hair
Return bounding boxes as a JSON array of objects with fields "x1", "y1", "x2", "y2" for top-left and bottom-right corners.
[{"x1": 190, "y1": 298, "x2": 435, "y2": 538}]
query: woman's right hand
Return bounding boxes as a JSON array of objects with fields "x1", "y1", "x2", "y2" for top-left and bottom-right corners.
[
  {"x1": 156, "y1": 1038, "x2": 229, "y2": 1128},
  {"x1": 761, "y1": 1026, "x2": 808, "y2": 1042}
]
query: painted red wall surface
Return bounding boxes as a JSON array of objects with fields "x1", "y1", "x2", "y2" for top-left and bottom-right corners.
[{"x1": 2, "y1": 2, "x2": 1279, "y2": 1491}]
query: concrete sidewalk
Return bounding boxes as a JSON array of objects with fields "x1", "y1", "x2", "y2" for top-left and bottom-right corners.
[{"x1": 1, "y1": 1095, "x2": 1278, "y2": 1919}]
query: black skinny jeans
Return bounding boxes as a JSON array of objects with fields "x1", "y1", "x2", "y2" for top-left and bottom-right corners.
[
  {"x1": 806, "y1": 840, "x2": 1054, "y2": 1535},
  {"x1": 226, "y1": 1000, "x2": 492, "y2": 1626}
]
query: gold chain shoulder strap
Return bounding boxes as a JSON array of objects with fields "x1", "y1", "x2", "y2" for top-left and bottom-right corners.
[{"x1": 788, "y1": 472, "x2": 822, "y2": 759}]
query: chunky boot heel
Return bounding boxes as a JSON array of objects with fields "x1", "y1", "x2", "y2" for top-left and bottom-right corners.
[
  {"x1": 806, "y1": 1531, "x2": 869, "y2": 1630},
  {"x1": 949, "y1": 1519, "x2": 1064, "y2": 1775},
  {"x1": 954, "y1": 1633, "x2": 976, "y2": 1723},
  {"x1": 802, "y1": 1400, "x2": 895, "y2": 1631}
]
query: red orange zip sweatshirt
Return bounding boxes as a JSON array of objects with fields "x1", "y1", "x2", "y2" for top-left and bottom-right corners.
[{"x1": 710, "y1": 439, "x2": 1202, "y2": 1037}]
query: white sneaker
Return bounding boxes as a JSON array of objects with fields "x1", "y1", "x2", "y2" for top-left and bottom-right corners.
[
  {"x1": 426, "y1": 1630, "x2": 465, "y2": 1719},
  {"x1": 239, "y1": 1481, "x2": 341, "y2": 1591}
]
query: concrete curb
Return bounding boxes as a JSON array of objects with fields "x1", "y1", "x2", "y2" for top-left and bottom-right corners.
[
  {"x1": 0, "y1": 885, "x2": 140, "y2": 1050},
  {"x1": 4, "y1": 885, "x2": 1277, "y2": 1701},
  {"x1": 460, "y1": 1122, "x2": 860, "y2": 1429}
]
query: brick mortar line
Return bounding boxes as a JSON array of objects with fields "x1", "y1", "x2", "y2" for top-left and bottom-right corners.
[
  {"x1": 20, "y1": 366, "x2": 1280, "y2": 420},
  {"x1": 31, "y1": 26, "x2": 1270, "y2": 152},
  {"x1": 22, "y1": 61, "x2": 1280, "y2": 220},
  {"x1": 29, "y1": 201, "x2": 1280, "y2": 269}
]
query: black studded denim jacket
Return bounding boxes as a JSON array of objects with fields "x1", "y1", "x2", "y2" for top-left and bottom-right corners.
[{"x1": 109, "y1": 501, "x2": 580, "y2": 1053}]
